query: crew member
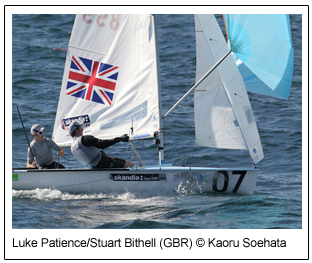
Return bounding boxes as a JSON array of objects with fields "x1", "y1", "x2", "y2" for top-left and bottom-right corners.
[
  {"x1": 69, "y1": 121, "x2": 132, "y2": 168},
  {"x1": 27, "y1": 124, "x2": 65, "y2": 169}
]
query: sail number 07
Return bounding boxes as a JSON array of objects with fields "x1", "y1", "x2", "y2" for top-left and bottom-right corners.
[
  {"x1": 83, "y1": 14, "x2": 120, "y2": 31},
  {"x1": 213, "y1": 171, "x2": 247, "y2": 193}
]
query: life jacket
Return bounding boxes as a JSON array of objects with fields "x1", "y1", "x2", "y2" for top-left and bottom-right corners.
[{"x1": 71, "y1": 136, "x2": 101, "y2": 167}]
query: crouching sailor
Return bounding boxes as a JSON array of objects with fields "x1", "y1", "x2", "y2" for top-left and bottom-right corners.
[
  {"x1": 27, "y1": 124, "x2": 65, "y2": 169},
  {"x1": 69, "y1": 121, "x2": 133, "y2": 169}
]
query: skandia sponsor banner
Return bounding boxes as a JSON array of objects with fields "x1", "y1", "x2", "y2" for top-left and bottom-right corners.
[
  {"x1": 61, "y1": 115, "x2": 91, "y2": 130},
  {"x1": 110, "y1": 174, "x2": 166, "y2": 181}
]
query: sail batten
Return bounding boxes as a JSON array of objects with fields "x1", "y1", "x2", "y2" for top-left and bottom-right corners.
[{"x1": 68, "y1": 44, "x2": 108, "y2": 56}]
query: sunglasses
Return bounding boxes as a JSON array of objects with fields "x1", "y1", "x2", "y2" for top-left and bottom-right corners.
[{"x1": 35, "y1": 131, "x2": 43, "y2": 135}]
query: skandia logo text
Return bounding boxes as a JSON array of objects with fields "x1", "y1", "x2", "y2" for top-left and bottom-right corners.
[
  {"x1": 114, "y1": 175, "x2": 140, "y2": 181},
  {"x1": 61, "y1": 115, "x2": 91, "y2": 130},
  {"x1": 110, "y1": 174, "x2": 162, "y2": 181}
]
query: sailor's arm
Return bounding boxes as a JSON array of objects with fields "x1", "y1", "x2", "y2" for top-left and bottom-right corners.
[
  {"x1": 27, "y1": 147, "x2": 37, "y2": 168},
  {"x1": 81, "y1": 135, "x2": 129, "y2": 149},
  {"x1": 48, "y1": 138, "x2": 65, "y2": 157}
]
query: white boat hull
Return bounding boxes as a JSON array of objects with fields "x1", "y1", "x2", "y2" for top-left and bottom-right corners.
[{"x1": 12, "y1": 165, "x2": 259, "y2": 195}]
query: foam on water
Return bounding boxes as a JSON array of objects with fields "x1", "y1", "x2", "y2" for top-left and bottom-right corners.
[{"x1": 12, "y1": 189, "x2": 137, "y2": 201}]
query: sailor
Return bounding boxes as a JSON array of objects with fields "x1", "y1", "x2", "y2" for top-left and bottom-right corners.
[
  {"x1": 69, "y1": 121, "x2": 133, "y2": 169},
  {"x1": 27, "y1": 124, "x2": 65, "y2": 169}
]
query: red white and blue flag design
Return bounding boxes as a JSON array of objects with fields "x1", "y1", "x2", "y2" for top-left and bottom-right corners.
[{"x1": 65, "y1": 56, "x2": 119, "y2": 105}]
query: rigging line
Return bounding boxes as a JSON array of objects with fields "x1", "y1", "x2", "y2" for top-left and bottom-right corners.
[
  {"x1": 54, "y1": 152, "x2": 75, "y2": 162},
  {"x1": 56, "y1": 177, "x2": 111, "y2": 189},
  {"x1": 62, "y1": 156, "x2": 76, "y2": 162},
  {"x1": 126, "y1": 142, "x2": 135, "y2": 161},
  {"x1": 128, "y1": 140, "x2": 146, "y2": 167}
]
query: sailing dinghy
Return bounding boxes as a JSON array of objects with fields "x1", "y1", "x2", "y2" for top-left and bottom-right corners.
[{"x1": 13, "y1": 14, "x2": 268, "y2": 195}]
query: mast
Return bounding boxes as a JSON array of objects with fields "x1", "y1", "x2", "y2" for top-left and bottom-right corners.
[{"x1": 152, "y1": 15, "x2": 165, "y2": 165}]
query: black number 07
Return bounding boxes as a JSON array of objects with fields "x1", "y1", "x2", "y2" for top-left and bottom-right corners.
[{"x1": 212, "y1": 170, "x2": 247, "y2": 193}]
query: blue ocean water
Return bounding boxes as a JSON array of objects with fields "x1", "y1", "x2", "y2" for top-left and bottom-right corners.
[{"x1": 11, "y1": 14, "x2": 302, "y2": 229}]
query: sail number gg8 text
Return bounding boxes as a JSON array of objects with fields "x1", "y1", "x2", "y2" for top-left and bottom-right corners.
[{"x1": 83, "y1": 14, "x2": 120, "y2": 31}]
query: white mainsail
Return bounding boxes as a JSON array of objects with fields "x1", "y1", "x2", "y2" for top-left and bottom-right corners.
[
  {"x1": 194, "y1": 14, "x2": 264, "y2": 164},
  {"x1": 52, "y1": 15, "x2": 161, "y2": 146}
]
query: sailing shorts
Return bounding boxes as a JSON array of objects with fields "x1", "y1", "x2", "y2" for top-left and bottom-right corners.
[
  {"x1": 39, "y1": 161, "x2": 65, "y2": 169},
  {"x1": 94, "y1": 151, "x2": 126, "y2": 169}
]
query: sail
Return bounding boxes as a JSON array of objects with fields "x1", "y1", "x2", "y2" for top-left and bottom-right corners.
[
  {"x1": 194, "y1": 14, "x2": 264, "y2": 164},
  {"x1": 223, "y1": 14, "x2": 294, "y2": 99},
  {"x1": 52, "y1": 15, "x2": 161, "y2": 146}
]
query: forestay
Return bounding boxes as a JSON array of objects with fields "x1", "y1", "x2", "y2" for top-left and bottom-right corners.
[
  {"x1": 223, "y1": 14, "x2": 294, "y2": 99},
  {"x1": 52, "y1": 15, "x2": 161, "y2": 146},
  {"x1": 194, "y1": 14, "x2": 264, "y2": 164}
]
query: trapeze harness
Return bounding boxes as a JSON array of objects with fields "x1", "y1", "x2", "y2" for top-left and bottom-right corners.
[{"x1": 71, "y1": 135, "x2": 126, "y2": 168}]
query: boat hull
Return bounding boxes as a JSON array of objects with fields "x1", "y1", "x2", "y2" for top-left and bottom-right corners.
[{"x1": 12, "y1": 166, "x2": 259, "y2": 195}]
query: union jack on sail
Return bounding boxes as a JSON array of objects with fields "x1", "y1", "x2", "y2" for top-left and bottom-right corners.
[{"x1": 65, "y1": 56, "x2": 119, "y2": 105}]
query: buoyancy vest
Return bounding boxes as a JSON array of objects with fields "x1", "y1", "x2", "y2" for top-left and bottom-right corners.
[
  {"x1": 27, "y1": 138, "x2": 59, "y2": 167},
  {"x1": 71, "y1": 136, "x2": 101, "y2": 167}
]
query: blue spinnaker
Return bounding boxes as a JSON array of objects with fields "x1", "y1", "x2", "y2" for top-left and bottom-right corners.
[{"x1": 223, "y1": 14, "x2": 294, "y2": 99}]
